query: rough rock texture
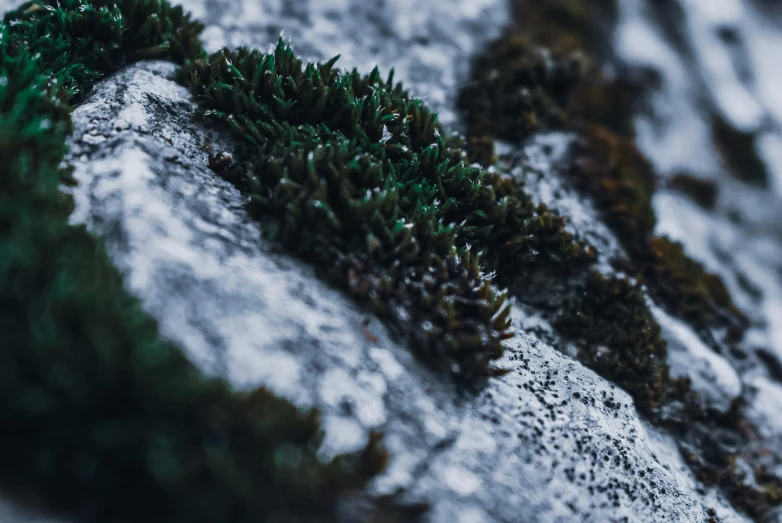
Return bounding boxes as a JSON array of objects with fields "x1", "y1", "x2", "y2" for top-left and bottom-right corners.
[
  {"x1": 56, "y1": 61, "x2": 735, "y2": 523},
  {"x1": 614, "y1": 0, "x2": 782, "y2": 489},
  {"x1": 2, "y1": 0, "x2": 782, "y2": 521}
]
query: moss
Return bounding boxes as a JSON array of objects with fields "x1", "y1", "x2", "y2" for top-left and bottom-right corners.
[
  {"x1": 513, "y1": 0, "x2": 618, "y2": 54},
  {"x1": 570, "y1": 124, "x2": 657, "y2": 257},
  {"x1": 712, "y1": 113, "x2": 769, "y2": 186},
  {"x1": 668, "y1": 173, "x2": 719, "y2": 210},
  {"x1": 459, "y1": 5, "x2": 782, "y2": 517},
  {"x1": 3, "y1": 0, "x2": 205, "y2": 102},
  {"x1": 0, "y1": 2, "x2": 398, "y2": 521},
  {"x1": 179, "y1": 42, "x2": 595, "y2": 380},
  {"x1": 456, "y1": 30, "x2": 587, "y2": 163},
  {"x1": 645, "y1": 237, "x2": 747, "y2": 340},
  {"x1": 665, "y1": 393, "x2": 782, "y2": 521},
  {"x1": 682, "y1": 450, "x2": 782, "y2": 520},
  {"x1": 458, "y1": 4, "x2": 746, "y2": 344},
  {"x1": 555, "y1": 272, "x2": 669, "y2": 414}
]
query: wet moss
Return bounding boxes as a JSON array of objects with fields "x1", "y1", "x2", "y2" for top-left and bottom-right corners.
[
  {"x1": 668, "y1": 173, "x2": 719, "y2": 210},
  {"x1": 179, "y1": 42, "x2": 595, "y2": 380},
  {"x1": 712, "y1": 113, "x2": 769, "y2": 186},
  {"x1": 556, "y1": 272, "x2": 669, "y2": 414},
  {"x1": 0, "y1": 1, "x2": 397, "y2": 521}
]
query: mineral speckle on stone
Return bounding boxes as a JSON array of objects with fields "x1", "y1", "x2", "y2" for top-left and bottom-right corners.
[{"x1": 3, "y1": 0, "x2": 782, "y2": 520}]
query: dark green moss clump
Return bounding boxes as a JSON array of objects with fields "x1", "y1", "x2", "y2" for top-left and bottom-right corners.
[
  {"x1": 3, "y1": 0, "x2": 205, "y2": 102},
  {"x1": 179, "y1": 42, "x2": 596, "y2": 380},
  {"x1": 0, "y1": 1, "x2": 394, "y2": 521},
  {"x1": 712, "y1": 113, "x2": 769, "y2": 186},
  {"x1": 556, "y1": 273, "x2": 669, "y2": 414}
]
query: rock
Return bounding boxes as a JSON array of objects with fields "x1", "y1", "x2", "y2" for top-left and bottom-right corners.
[
  {"x1": 3, "y1": 0, "x2": 782, "y2": 521},
  {"x1": 58, "y1": 59, "x2": 742, "y2": 523}
]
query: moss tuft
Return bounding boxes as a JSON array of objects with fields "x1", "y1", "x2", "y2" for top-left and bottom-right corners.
[
  {"x1": 513, "y1": 0, "x2": 618, "y2": 54},
  {"x1": 3, "y1": 0, "x2": 205, "y2": 102},
  {"x1": 179, "y1": 42, "x2": 595, "y2": 380},
  {"x1": 456, "y1": 30, "x2": 587, "y2": 162},
  {"x1": 645, "y1": 237, "x2": 747, "y2": 340},
  {"x1": 570, "y1": 124, "x2": 657, "y2": 256},
  {"x1": 0, "y1": 2, "x2": 397, "y2": 522},
  {"x1": 556, "y1": 273, "x2": 669, "y2": 414}
]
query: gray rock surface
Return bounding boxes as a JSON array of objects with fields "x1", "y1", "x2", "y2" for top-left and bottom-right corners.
[
  {"x1": 59, "y1": 60, "x2": 736, "y2": 523},
  {"x1": 2, "y1": 0, "x2": 782, "y2": 521}
]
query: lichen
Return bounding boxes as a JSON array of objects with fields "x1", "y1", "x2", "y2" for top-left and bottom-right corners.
[
  {"x1": 178, "y1": 42, "x2": 595, "y2": 381},
  {"x1": 0, "y1": 2, "x2": 399, "y2": 521}
]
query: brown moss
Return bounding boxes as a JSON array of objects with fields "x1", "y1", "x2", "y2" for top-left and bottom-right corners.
[
  {"x1": 666, "y1": 394, "x2": 782, "y2": 521},
  {"x1": 569, "y1": 124, "x2": 657, "y2": 256},
  {"x1": 668, "y1": 173, "x2": 719, "y2": 210},
  {"x1": 456, "y1": 30, "x2": 587, "y2": 163},
  {"x1": 513, "y1": 0, "x2": 618, "y2": 54},
  {"x1": 645, "y1": 237, "x2": 747, "y2": 339}
]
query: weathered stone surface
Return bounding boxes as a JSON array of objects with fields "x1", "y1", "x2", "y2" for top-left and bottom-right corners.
[
  {"x1": 57, "y1": 61, "x2": 737, "y2": 523},
  {"x1": 3, "y1": 0, "x2": 782, "y2": 521}
]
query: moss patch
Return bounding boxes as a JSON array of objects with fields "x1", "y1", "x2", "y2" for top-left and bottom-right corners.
[
  {"x1": 179, "y1": 42, "x2": 596, "y2": 381},
  {"x1": 0, "y1": 1, "x2": 398, "y2": 521},
  {"x1": 570, "y1": 124, "x2": 657, "y2": 256},
  {"x1": 459, "y1": 1, "x2": 781, "y2": 518},
  {"x1": 556, "y1": 272, "x2": 669, "y2": 413},
  {"x1": 646, "y1": 237, "x2": 747, "y2": 340}
]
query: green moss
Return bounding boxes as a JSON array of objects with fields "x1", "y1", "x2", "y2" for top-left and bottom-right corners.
[
  {"x1": 712, "y1": 113, "x2": 769, "y2": 186},
  {"x1": 458, "y1": 3, "x2": 746, "y2": 345},
  {"x1": 0, "y1": 1, "x2": 397, "y2": 521},
  {"x1": 667, "y1": 173, "x2": 719, "y2": 210},
  {"x1": 555, "y1": 272, "x2": 669, "y2": 414},
  {"x1": 179, "y1": 42, "x2": 595, "y2": 380},
  {"x1": 458, "y1": 6, "x2": 782, "y2": 517},
  {"x1": 3, "y1": 0, "x2": 205, "y2": 102}
]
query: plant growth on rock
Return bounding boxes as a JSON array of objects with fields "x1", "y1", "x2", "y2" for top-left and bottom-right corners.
[
  {"x1": 0, "y1": 2, "x2": 397, "y2": 522},
  {"x1": 179, "y1": 41, "x2": 596, "y2": 380}
]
